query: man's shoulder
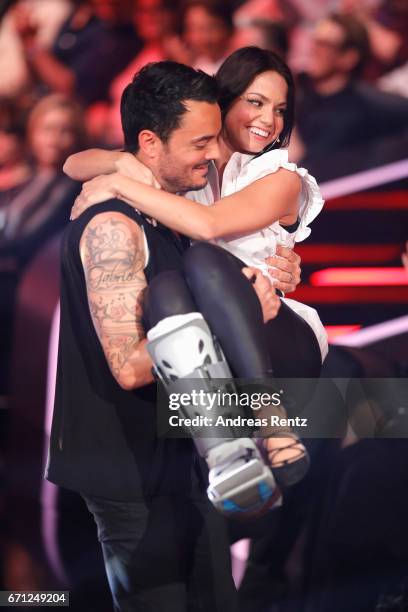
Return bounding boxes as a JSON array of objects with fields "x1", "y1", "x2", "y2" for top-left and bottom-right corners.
[
  {"x1": 63, "y1": 199, "x2": 145, "y2": 253},
  {"x1": 82, "y1": 204, "x2": 140, "y2": 227},
  {"x1": 73, "y1": 199, "x2": 143, "y2": 230}
]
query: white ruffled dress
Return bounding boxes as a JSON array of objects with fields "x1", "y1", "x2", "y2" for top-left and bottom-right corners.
[{"x1": 186, "y1": 149, "x2": 328, "y2": 361}]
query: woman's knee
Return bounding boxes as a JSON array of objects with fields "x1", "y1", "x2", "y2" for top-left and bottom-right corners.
[
  {"x1": 143, "y1": 270, "x2": 196, "y2": 327},
  {"x1": 184, "y1": 242, "x2": 243, "y2": 289},
  {"x1": 184, "y1": 242, "x2": 221, "y2": 269}
]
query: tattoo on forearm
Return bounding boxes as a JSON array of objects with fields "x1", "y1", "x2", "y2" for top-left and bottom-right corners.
[{"x1": 82, "y1": 216, "x2": 147, "y2": 379}]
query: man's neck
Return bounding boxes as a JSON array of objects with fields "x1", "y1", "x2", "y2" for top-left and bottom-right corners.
[
  {"x1": 134, "y1": 152, "x2": 170, "y2": 192},
  {"x1": 312, "y1": 73, "x2": 350, "y2": 96}
]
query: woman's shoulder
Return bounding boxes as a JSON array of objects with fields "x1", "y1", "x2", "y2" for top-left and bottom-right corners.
[
  {"x1": 228, "y1": 150, "x2": 301, "y2": 202},
  {"x1": 232, "y1": 149, "x2": 301, "y2": 186}
]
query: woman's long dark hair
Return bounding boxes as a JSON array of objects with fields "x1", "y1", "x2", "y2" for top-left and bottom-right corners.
[{"x1": 216, "y1": 46, "x2": 295, "y2": 152}]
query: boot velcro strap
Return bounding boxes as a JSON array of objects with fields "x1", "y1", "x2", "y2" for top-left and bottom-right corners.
[{"x1": 154, "y1": 363, "x2": 237, "y2": 397}]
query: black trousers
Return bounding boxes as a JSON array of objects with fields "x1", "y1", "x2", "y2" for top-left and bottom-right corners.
[
  {"x1": 144, "y1": 242, "x2": 322, "y2": 409},
  {"x1": 82, "y1": 493, "x2": 238, "y2": 612},
  {"x1": 83, "y1": 244, "x2": 322, "y2": 612}
]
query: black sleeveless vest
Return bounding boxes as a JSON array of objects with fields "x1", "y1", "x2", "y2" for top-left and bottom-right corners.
[{"x1": 45, "y1": 200, "x2": 200, "y2": 501}]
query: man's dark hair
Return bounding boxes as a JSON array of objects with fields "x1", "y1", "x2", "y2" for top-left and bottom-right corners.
[
  {"x1": 121, "y1": 61, "x2": 219, "y2": 153},
  {"x1": 328, "y1": 12, "x2": 371, "y2": 77}
]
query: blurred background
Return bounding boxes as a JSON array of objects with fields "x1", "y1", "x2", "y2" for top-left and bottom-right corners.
[{"x1": 0, "y1": 0, "x2": 407, "y2": 610}]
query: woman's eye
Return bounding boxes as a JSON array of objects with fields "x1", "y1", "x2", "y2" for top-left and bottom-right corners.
[
  {"x1": 276, "y1": 108, "x2": 286, "y2": 116},
  {"x1": 247, "y1": 98, "x2": 262, "y2": 107}
]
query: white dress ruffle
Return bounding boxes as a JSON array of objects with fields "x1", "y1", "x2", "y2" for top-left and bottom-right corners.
[{"x1": 217, "y1": 149, "x2": 324, "y2": 274}]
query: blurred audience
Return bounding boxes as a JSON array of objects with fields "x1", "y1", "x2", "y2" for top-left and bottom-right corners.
[
  {"x1": 378, "y1": 60, "x2": 408, "y2": 98},
  {"x1": 0, "y1": 0, "x2": 70, "y2": 99},
  {"x1": 0, "y1": 94, "x2": 85, "y2": 405},
  {"x1": 402, "y1": 241, "x2": 408, "y2": 276},
  {"x1": 0, "y1": 94, "x2": 84, "y2": 266},
  {"x1": 88, "y1": 0, "x2": 178, "y2": 145},
  {"x1": 180, "y1": 0, "x2": 235, "y2": 74},
  {"x1": 0, "y1": 100, "x2": 30, "y2": 193},
  {"x1": 341, "y1": 0, "x2": 408, "y2": 81},
  {"x1": 231, "y1": 19, "x2": 289, "y2": 59},
  {"x1": 233, "y1": 0, "x2": 285, "y2": 26},
  {"x1": 11, "y1": 0, "x2": 141, "y2": 108},
  {"x1": 0, "y1": 99, "x2": 29, "y2": 409},
  {"x1": 292, "y1": 13, "x2": 408, "y2": 176}
]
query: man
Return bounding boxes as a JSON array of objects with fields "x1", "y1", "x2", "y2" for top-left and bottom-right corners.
[
  {"x1": 46, "y1": 61, "x2": 297, "y2": 611},
  {"x1": 295, "y1": 12, "x2": 408, "y2": 179}
]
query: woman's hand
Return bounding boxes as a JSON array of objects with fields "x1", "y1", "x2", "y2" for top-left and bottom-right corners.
[
  {"x1": 70, "y1": 166, "x2": 162, "y2": 220},
  {"x1": 265, "y1": 245, "x2": 301, "y2": 294},
  {"x1": 242, "y1": 267, "x2": 281, "y2": 323},
  {"x1": 115, "y1": 153, "x2": 160, "y2": 187},
  {"x1": 71, "y1": 174, "x2": 119, "y2": 219}
]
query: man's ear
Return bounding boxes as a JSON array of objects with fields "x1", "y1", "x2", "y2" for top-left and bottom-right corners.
[{"x1": 138, "y1": 130, "x2": 162, "y2": 159}]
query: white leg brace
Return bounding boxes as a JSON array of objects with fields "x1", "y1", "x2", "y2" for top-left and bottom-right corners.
[{"x1": 147, "y1": 313, "x2": 279, "y2": 516}]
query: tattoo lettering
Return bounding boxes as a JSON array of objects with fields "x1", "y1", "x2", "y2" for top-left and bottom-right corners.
[{"x1": 82, "y1": 215, "x2": 147, "y2": 380}]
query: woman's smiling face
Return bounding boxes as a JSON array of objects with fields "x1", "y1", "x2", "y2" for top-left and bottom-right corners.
[{"x1": 223, "y1": 70, "x2": 288, "y2": 154}]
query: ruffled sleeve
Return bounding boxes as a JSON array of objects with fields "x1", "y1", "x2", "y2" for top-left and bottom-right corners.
[
  {"x1": 284, "y1": 162, "x2": 324, "y2": 243},
  {"x1": 225, "y1": 149, "x2": 324, "y2": 244}
]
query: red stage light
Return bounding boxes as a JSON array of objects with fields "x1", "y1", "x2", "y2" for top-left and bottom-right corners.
[
  {"x1": 325, "y1": 325, "x2": 362, "y2": 341},
  {"x1": 310, "y1": 267, "x2": 408, "y2": 286}
]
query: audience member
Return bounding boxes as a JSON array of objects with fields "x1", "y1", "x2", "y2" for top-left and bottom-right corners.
[
  {"x1": 0, "y1": 99, "x2": 30, "y2": 410},
  {"x1": 341, "y1": 0, "x2": 408, "y2": 81},
  {"x1": 233, "y1": 0, "x2": 303, "y2": 71},
  {"x1": 0, "y1": 94, "x2": 85, "y2": 266},
  {"x1": 293, "y1": 13, "x2": 408, "y2": 177},
  {"x1": 0, "y1": 94, "x2": 85, "y2": 406},
  {"x1": 13, "y1": 0, "x2": 141, "y2": 108},
  {"x1": 0, "y1": 100, "x2": 30, "y2": 193},
  {"x1": 89, "y1": 0, "x2": 177, "y2": 145},
  {"x1": 0, "y1": 0, "x2": 70, "y2": 100},
  {"x1": 232, "y1": 19, "x2": 289, "y2": 59},
  {"x1": 181, "y1": 0, "x2": 235, "y2": 73}
]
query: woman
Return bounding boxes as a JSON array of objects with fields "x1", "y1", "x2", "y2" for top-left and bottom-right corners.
[{"x1": 66, "y1": 48, "x2": 326, "y2": 489}]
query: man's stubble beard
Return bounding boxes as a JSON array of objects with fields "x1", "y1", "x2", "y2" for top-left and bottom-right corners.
[
  {"x1": 156, "y1": 151, "x2": 208, "y2": 194},
  {"x1": 159, "y1": 174, "x2": 205, "y2": 194}
]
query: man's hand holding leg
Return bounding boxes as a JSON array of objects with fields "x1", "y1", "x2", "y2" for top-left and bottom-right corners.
[{"x1": 265, "y1": 245, "x2": 301, "y2": 294}]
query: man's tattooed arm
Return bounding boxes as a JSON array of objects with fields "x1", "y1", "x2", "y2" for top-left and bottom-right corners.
[{"x1": 80, "y1": 212, "x2": 154, "y2": 390}]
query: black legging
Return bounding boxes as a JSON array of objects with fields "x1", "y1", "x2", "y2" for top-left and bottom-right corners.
[{"x1": 144, "y1": 242, "x2": 322, "y2": 410}]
